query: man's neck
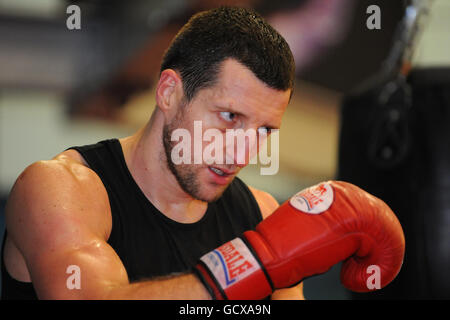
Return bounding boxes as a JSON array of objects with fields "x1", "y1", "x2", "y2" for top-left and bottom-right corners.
[{"x1": 119, "y1": 110, "x2": 208, "y2": 223}]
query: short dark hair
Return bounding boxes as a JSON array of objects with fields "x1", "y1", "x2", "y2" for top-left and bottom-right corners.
[{"x1": 160, "y1": 6, "x2": 295, "y2": 101}]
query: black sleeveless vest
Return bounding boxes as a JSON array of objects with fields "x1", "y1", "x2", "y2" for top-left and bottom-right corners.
[{"x1": 1, "y1": 139, "x2": 263, "y2": 299}]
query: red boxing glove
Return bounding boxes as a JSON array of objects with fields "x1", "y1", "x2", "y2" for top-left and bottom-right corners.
[{"x1": 194, "y1": 181, "x2": 405, "y2": 300}]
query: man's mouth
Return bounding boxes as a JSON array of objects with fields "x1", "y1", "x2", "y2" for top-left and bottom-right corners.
[
  {"x1": 208, "y1": 166, "x2": 235, "y2": 177},
  {"x1": 210, "y1": 167, "x2": 226, "y2": 176}
]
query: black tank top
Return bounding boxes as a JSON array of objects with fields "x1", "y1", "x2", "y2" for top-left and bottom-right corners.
[{"x1": 1, "y1": 138, "x2": 263, "y2": 299}]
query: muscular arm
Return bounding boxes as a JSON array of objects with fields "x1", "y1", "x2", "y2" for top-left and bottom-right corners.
[
  {"x1": 5, "y1": 158, "x2": 210, "y2": 300},
  {"x1": 248, "y1": 186, "x2": 305, "y2": 300}
]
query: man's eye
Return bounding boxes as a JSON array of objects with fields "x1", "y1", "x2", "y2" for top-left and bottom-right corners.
[
  {"x1": 220, "y1": 111, "x2": 236, "y2": 122},
  {"x1": 258, "y1": 127, "x2": 272, "y2": 135}
]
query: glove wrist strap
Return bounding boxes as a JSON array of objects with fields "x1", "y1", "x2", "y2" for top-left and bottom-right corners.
[{"x1": 195, "y1": 237, "x2": 272, "y2": 300}]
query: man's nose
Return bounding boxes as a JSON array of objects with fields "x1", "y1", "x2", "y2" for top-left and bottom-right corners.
[{"x1": 224, "y1": 130, "x2": 259, "y2": 168}]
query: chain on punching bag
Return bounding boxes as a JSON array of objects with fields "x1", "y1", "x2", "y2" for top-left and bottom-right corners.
[
  {"x1": 364, "y1": 0, "x2": 430, "y2": 170},
  {"x1": 367, "y1": 75, "x2": 412, "y2": 169}
]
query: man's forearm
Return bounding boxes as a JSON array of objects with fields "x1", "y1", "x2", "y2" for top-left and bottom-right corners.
[
  {"x1": 103, "y1": 273, "x2": 212, "y2": 300},
  {"x1": 271, "y1": 284, "x2": 305, "y2": 300}
]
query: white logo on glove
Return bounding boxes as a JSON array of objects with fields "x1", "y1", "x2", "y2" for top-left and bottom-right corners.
[{"x1": 289, "y1": 183, "x2": 334, "y2": 214}]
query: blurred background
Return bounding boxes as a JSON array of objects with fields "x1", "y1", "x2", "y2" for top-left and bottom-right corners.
[{"x1": 1, "y1": 0, "x2": 449, "y2": 299}]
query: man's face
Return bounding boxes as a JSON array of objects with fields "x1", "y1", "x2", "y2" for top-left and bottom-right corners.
[{"x1": 163, "y1": 59, "x2": 291, "y2": 202}]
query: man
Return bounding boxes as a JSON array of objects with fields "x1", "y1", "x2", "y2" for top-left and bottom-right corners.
[{"x1": 1, "y1": 7, "x2": 303, "y2": 299}]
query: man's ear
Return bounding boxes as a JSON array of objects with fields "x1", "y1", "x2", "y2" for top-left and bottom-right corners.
[{"x1": 155, "y1": 69, "x2": 184, "y2": 119}]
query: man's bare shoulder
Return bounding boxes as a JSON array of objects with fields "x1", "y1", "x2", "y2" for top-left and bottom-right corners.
[
  {"x1": 56, "y1": 148, "x2": 89, "y2": 166},
  {"x1": 6, "y1": 150, "x2": 112, "y2": 249},
  {"x1": 247, "y1": 185, "x2": 279, "y2": 219}
]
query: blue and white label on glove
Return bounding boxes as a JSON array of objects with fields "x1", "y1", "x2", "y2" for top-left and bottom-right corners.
[
  {"x1": 290, "y1": 182, "x2": 334, "y2": 214},
  {"x1": 200, "y1": 238, "x2": 260, "y2": 290}
]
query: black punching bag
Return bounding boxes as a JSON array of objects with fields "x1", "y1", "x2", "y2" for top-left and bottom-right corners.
[{"x1": 338, "y1": 68, "x2": 450, "y2": 299}]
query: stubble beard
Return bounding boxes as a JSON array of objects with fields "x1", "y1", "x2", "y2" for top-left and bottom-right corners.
[{"x1": 162, "y1": 109, "x2": 228, "y2": 203}]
